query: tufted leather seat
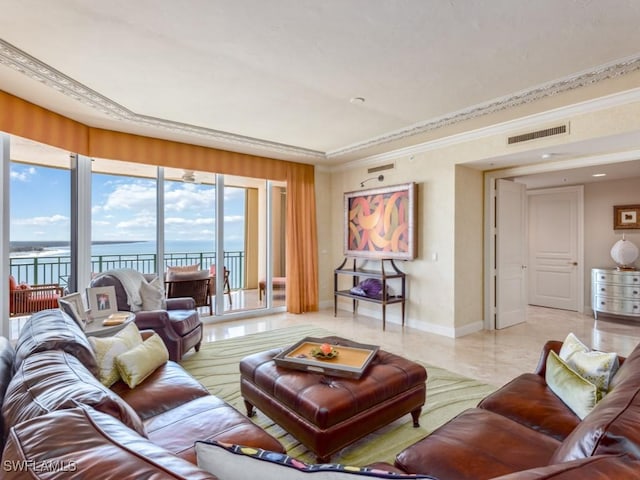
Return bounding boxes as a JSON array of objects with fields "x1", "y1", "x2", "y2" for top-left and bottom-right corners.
[{"x1": 240, "y1": 336, "x2": 427, "y2": 462}]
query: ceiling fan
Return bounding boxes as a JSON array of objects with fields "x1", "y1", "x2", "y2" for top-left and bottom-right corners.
[{"x1": 181, "y1": 169, "x2": 197, "y2": 183}]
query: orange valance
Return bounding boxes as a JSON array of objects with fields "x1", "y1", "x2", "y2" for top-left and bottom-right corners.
[{"x1": 0, "y1": 91, "x2": 89, "y2": 154}]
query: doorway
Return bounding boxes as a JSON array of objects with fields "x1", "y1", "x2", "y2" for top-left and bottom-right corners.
[
  {"x1": 527, "y1": 186, "x2": 584, "y2": 312},
  {"x1": 486, "y1": 179, "x2": 584, "y2": 330}
]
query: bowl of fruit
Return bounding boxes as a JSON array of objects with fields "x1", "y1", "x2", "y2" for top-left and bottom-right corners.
[{"x1": 310, "y1": 342, "x2": 339, "y2": 360}]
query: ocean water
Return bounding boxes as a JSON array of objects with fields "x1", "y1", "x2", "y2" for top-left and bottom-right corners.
[{"x1": 11, "y1": 240, "x2": 243, "y2": 258}]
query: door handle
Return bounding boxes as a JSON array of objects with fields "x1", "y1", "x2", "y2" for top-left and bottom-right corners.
[{"x1": 569, "y1": 262, "x2": 578, "y2": 266}]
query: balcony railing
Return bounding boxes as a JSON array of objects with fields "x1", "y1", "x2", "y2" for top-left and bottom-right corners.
[{"x1": 9, "y1": 251, "x2": 245, "y2": 290}]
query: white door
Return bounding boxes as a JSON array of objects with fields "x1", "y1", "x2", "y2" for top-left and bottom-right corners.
[
  {"x1": 527, "y1": 186, "x2": 583, "y2": 311},
  {"x1": 496, "y1": 179, "x2": 527, "y2": 329}
]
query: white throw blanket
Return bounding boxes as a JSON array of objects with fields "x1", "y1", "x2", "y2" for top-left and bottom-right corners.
[{"x1": 101, "y1": 268, "x2": 146, "y2": 312}]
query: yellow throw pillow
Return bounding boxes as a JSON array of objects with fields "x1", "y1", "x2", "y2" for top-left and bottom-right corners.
[
  {"x1": 115, "y1": 333, "x2": 169, "y2": 389},
  {"x1": 565, "y1": 350, "x2": 619, "y2": 394},
  {"x1": 558, "y1": 332, "x2": 619, "y2": 394},
  {"x1": 558, "y1": 332, "x2": 589, "y2": 361},
  {"x1": 546, "y1": 350, "x2": 599, "y2": 419},
  {"x1": 89, "y1": 322, "x2": 142, "y2": 387}
]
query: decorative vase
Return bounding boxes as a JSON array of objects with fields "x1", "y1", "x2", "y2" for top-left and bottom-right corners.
[{"x1": 610, "y1": 235, "x2": 639, "y2": 271}]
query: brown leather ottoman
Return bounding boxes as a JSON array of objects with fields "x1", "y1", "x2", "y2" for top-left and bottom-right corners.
[{"x1": 239, "y1": 335, "x2": 427, "y2": 462}]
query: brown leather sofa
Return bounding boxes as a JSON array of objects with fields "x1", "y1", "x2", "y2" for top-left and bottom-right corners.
[
  {"x1": 382, "y1": 339, "x2": 640, "y2": 479},
  {"x1": 90, "y1": 273, "x2": 203, "y2": 362},
  {"x1": 0, "y1": 309, "x2": 284, "y2": 479}
]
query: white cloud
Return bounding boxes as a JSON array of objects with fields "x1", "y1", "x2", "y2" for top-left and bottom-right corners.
[
  {"x1": 10, "y1": 166, "x2": 37, "y2": 182},
  {"x1": 102, "y1": 182, "x2": 157, "y2": 212},
  {"x1": 116, "y1": 216, "x2": 156, "y2": 229},
  {"x1": 224, "y1": 215, "x2": 244, "y2": 223},
  {"x1": 165, "y1": 184, "x2": 215, "y2": 213},
  {"x1": 13, "y1": 214, "x2": 69, "y2": 226}
]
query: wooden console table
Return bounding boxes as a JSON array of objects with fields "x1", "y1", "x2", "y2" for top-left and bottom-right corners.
[{"x1": 334, "y1": 257, "x2": 406, "y2": 330}]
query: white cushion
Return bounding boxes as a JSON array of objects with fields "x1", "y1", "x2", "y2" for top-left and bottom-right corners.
[
  {"x1": 195, "y1": 441, "x2": 434, "y2": 479},
  {"x1": 139, "y1": 277, "x2": 166, "y2": 310}
]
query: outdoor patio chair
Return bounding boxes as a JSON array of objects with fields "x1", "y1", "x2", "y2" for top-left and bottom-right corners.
[
  {"x1": 208, "y1": 264, "x2": 232, "y2": 306},
  {"x1": 9, "y1": 275, "x2": 64, "y2": 317},
  {"x1": 165, "y1": 269, "x2": 212, "y2": 315}
]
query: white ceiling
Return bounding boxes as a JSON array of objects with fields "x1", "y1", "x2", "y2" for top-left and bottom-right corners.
[{"x1": 2, "y1": 0, "x2": 640, "y2": 184}]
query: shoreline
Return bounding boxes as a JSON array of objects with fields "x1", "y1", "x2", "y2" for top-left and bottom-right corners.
[{"x1": 10, "y1": 240, "x2": 144, "y2": 253}]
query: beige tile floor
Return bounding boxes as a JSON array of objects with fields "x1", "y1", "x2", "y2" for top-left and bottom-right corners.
[{"x1": 199, "y1": 305, "x2": 640, "y2": 387}]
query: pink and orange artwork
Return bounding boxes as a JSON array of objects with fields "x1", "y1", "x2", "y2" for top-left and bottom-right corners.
[{"x1": 344, "y1": 183, "x2": 416, "y2": 260}]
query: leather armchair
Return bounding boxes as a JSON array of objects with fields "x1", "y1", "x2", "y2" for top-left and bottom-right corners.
[{"x1": 89, "y1": 274, "x2": 203, "y2": 361}]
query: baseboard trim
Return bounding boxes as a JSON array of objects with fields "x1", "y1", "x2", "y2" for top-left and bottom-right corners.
[
  {"x1": 406, "y1": 318, "x2": 483, "y2": 338},
  {"x1": 331, "y1": 301, "x2": 484, "y2": 338}
]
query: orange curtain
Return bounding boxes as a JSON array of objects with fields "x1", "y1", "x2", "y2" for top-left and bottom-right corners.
[
  {"x1": 1, "y1": 90, "x2": 319, "y2": 313},
  {"x1": 286, "y1": 163, "x2": 319, "y2": 313}
]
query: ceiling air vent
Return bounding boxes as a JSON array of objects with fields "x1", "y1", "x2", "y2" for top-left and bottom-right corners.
[
  {"x1": 367, "y1": 163, "x2": 395, "y2": 174},
  {"x1": 507, "y1": 124, "x2": 568, "y2": 145}
]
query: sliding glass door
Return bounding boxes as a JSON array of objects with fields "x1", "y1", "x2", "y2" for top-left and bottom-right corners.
[{"x1": 3, "y1": 134, "x2": 287, "y2": 329}]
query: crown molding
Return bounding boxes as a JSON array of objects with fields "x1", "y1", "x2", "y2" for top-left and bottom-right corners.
[
  {"x1": 328, "y1": 54, "x2": 640, "y2": 160},
  {"x1": 2, "y1": 38, "x2": 640, "y2": 166},
  {"x1": 0, "y1": 39, "x2": 324, "y2": 161},
  {"x1": 335, "y1": 85, "x2": 640, "y2": 172}
]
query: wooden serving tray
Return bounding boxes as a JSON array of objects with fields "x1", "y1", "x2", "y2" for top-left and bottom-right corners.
[{"x1": 273, "y1": 337, "x2": 379, "y2": 379}]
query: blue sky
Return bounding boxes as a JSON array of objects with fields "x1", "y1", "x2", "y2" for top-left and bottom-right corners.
[{"x1": 10, "y1": 163, "x2": 246, "y2": 245}]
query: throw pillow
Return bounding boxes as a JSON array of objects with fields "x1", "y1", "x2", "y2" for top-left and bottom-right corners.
[
  {"x1": 140, "y1": 277, "x2": 166, "y2": 310},
  {"x1": 166, "y1": 269, "x2": 210, "y2": 282},
  {"x1": 558, "y1": 332, "x2": 619, "y2": 394},
  {"x1": 115, "y1": 333, "x2": 169, "y2": 389},
  {"x1": 89, "y1": 323, "x2": 143, "y2": 387},
  {"x1": 195, "y1": 441, "x2": 437, "y2": 479},
  {"x1": 166, "y1": 264, "x2": 200, "y2": 277},
  {"x1": 546, "y1": 350, "x2": 599, "y2": 419},
  {"x1": 565, "y1": 349, "x2": 619, "y2": 394},
  {"x1": 558, "y1": 332, "x2": 589, "y2": 361}
]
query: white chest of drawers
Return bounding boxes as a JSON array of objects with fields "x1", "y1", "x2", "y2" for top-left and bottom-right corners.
[{"x1": 592, "y1": 268, "x2": 640, "y2": 320}]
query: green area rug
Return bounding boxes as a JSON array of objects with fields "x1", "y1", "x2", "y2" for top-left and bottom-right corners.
[{"x1": 180, "y1": 324, "x2": 497, "y2": 466}]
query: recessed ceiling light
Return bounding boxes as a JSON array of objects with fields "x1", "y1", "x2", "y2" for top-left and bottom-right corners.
[
  {"x1": 350, "y1": 97, "x2": 365, "y2": 104},
  {"x1": 592, "y1": 173, "x2": 607, "y2": 177}
]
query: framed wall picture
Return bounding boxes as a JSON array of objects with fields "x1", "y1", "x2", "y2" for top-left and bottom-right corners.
[
  {"x1": 614, "y1": 204, "x2": 640, "y2": 229},
  {"x1": 86, "y1": 286, "x2": 118, "y2": 318},
  {"x1": 58, "y1": 294, "x2": 86, "y2": 329},
  {"x1": 344, "y1": 182, "x2": 417, "y2": 260}
]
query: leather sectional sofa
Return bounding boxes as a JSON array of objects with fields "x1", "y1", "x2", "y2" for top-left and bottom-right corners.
[
  {"x1": 379, "y1": 339, "x2": 640, "y2": 479},
  {"x1": 0, "y1": 309, "x2": 284, "y2": 479}
]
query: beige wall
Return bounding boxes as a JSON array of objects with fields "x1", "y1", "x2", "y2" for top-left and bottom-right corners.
[
  {"x1": 326, "y1": 93, "x2": 640, "y2": 337},
  {"x1": 454, "y1": 165, "x2": 484, "y2": 332},
  {"x1": 314, "y1": 169, "x2": 334, "y2": 305},
  {"x1": 584, "y1": 177, "x2": 640, "y2": 310},
  {"x1": 328, "y1": 152, "x2": 461, "y2": 335}
]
